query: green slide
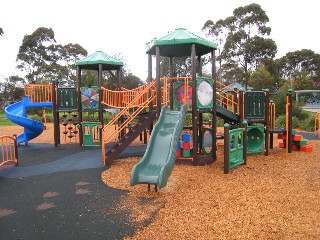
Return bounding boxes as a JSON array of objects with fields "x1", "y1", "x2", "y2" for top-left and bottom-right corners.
[{"x1": 130, "y1": 105, "x2": 187, "y2": 189}]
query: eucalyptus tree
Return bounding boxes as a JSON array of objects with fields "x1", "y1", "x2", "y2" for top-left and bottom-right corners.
[
  {"x1": 16, "y1": 27, "x2": 87, "y2": 84},
  {"x1": 16, "y1": 27, "x2": 58, "y2": 83},
  {"x1": 279, "y1": 49, "x2": 320, "y2": 89},
  {"x1": 203, "y1": 3, "x2": 277, "y2": 89},
  {"x1": 57, "y1": 43, "x2": 87, "y2": 81}
]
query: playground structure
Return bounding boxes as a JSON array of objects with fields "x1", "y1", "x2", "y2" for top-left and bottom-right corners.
[{"x1": 3, "y1": 28, "x2": 304, "y2": 179}]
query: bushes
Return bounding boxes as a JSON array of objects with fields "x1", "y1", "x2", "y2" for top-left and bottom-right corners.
[{"x1": 275, "y1": 110, "x2": 316, "y2": 132}]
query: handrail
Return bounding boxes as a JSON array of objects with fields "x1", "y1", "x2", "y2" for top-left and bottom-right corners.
[
  {"x1": 0, "y1": 135, "x2": 18, "y2": 167},
  {"x1": 101, "y1": 82, "x2": 157, "y2": 165},
  {"x1": 24, "y1": 84, "x2": 52, "y2": 103},
  {"x1": 101, "y1": 83, "x2": 156, "y2": 108}
]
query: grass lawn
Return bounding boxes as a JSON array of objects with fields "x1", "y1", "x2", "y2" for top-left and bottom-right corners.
[{"x1": 0, "y1": 113, "x2": 16, "y2": 126}]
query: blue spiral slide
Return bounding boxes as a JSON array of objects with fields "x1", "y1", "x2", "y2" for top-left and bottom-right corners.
[{"x1": 5, "y1": 97, "x2": 53, "y2": 144}]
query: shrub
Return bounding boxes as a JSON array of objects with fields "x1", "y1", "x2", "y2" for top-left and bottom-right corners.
[{"x1": 28, "y1": 114, "x2": 42, "y2": 122}]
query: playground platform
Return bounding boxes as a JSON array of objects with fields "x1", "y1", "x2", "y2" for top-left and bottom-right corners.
[{"x1": 0, "y1": 144, "x2": 146, "y2": 240}]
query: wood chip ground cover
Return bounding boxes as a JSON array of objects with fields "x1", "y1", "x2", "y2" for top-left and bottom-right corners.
[
  {"x1": 101, "y1": 140, "x2": 320, "y2": 240},
  {"x1": 1, "y1": 124, "x2": 319, "y2": 239}
]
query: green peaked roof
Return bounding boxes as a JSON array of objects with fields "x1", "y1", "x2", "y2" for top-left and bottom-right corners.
[
  {"x1": 146, "y1": 28, "x2": 217, "y2": 57},
  {"x1": 76, "y1": 51, "x2": 123, "y2": 70}
]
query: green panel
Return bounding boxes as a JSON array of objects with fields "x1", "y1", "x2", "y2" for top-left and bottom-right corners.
[
  {"x1": 244, "y1": 91, "x2": 265, "y2": 119},
  {"x1": 228, "y1": 128, "x2": 244, "y2": 169},
  {"x1": 247, "y1": 125, "x2": 264, "y2": 154},
  {"x1": 82, "y1": 122, "x2": 101, "y2": 146},
  {"x1": 173, "y1": 81, "x2": 192, "y2": 110},
  {"x1": 81, "y1": 86, "x2": 100, "y2": 110},
  {"x1": 57, "y1": 88, "x2": 77, "y2": 110},
  {"x1": 196, "y1": 77, "x2": 213, "y2": 109}
]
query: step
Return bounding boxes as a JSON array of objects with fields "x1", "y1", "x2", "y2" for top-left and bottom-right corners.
[
  {"x1": 300, "y1": 144, "x2": 313, "y2": 152},
  {"x1": 292, "y1": 134, "x2": 302, "y2": 141}
]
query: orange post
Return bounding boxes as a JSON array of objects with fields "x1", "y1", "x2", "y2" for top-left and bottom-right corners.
[{"x1": 315, "y1": 112, "x2": 320, "y2": 138}]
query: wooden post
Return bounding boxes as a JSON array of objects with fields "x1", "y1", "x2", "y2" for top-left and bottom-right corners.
[
  {"x1": 242, "y1": 120, "x2": 247, "y2": 165},
  {"x1": 269, "y1": 100, "x2": 274, "y2": 149},
  {"x1": 212, "y1": 50, "x2": 217, "y2": 160},
  {"x1": 264, "y1": 89, "x2": 270, "y2": 156},
  {"x1": 239, "y1": 89, "x2": 244, "y2": 122},
  {"x1": 199, "y1": 113, "x2": 203, "y2": 153},
  {"x1": 191, "y1": 44, "x2": 198, "y2": 164},
  {"x1": 52, "y1": 79, "x2": 58, "y2": 146},
  {"x1": 287, "y1": 89, "x2": 293, "y2": 153},
  {"x1": 169, "y1": 57, "x2": 174, "y2": 110},
  {"x1": 147, "y1": 53, "x2": 154, "y2": 134},
  {"x1": 98, "y1": 64, "x2": 103, "y2": 144},
  {"x1": 77, "y1": 66, "x2": 83, "y2": 146},
  {"x1": 156, "y1": 46, "x2": 161, "y2": 118},
  {"x1": 197, "y1": 55, "x2": 202, "y2": 76},
  {"x1": 224, "y1": 123, "x2": 230, "y2": 174}
]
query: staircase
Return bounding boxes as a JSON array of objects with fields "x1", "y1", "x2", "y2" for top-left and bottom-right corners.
[
  {"x1": 101, "y1": 82, "x2": 157, "y2": 165},
  {"x1": 105, "y1": 110, "x2": 156, "y2": 163}
]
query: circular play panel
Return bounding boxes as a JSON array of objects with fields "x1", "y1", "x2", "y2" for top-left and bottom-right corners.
[
  {"x1": 174, "y1": 82, "x2": 192, "y2": 108},
  {"x1": 81, "y1": 86, "x2": 100, "y2": 110},
  {"x1": 247, "y1": 125, "x2": 265, "y2": 154},
  {"x1": 196, "y1": 77, "x2": 213, "y2": 109}
]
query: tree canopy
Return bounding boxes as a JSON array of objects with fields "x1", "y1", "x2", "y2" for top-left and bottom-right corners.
[
  {"x1": 16, "y1": 27, "x2": 88, "y2": 84},
  {"x1": 279, "y1": 49, "x2": 320, "y2": 89},
  {"x1": 203, "y1": 3, "x2": 277, "y2": 89}
]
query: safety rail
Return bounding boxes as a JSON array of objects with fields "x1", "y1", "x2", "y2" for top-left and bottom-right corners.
[
  {"x1": 216, "y1": 81, "x2": 239, "y2": 114},
  {"x1": 102, "y1": 82, "x2": 157, "y2": 165},
  {"x1": 101, "y1": 84, "x2": 156, "y2": 108},
  {"x1": 0, "y1": 135, "x2": 18, "y2": 167},
  {"x1": 24, "y1": 84, "x2": 52, "y2": 103},
  {"x1": 159, "y1": 77, "x2": 239, "y2": 114}
]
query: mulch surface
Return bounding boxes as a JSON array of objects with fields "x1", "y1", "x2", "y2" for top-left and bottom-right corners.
[
  {"x1": 1, "y1": 124, "x2": 320, "y2": 239},
  {"x1": 102, "y1": 137, "x2": 320, "y2": 239}
]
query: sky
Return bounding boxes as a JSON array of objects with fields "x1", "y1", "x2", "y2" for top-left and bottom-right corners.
[{"x1": 0, "y1": 0, "x2": 319, "y2": 82}]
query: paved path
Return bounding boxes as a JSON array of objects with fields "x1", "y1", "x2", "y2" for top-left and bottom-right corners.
[{"x1": 0, "y1": 144, "x2": 146, "y2": 240}]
